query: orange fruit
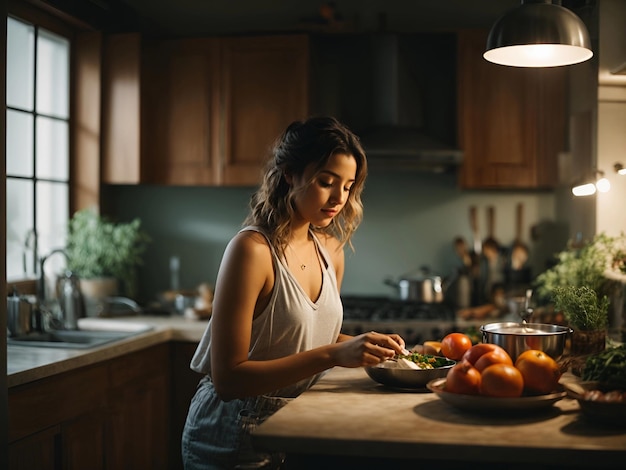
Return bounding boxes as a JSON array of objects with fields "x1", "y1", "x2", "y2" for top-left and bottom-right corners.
[
  {"x1": 440, "y1": 333, "x2": 473, "y2": 361},
  {"x1": 423, "y1": 341, "x2": 442, "y2": 355},
  {"x1": 445, "y1": 360, "x2": 482, "y2": 395},
  {"x1": 515, "y1": 349, "x2": 562, "y2": 395},
  {"x1": 474, "y1": 348, "x2": 513, "y2": 372},
  {"x1": 480, "y1": 363, "x2": 524, "y2": 398},
  {"x1": 462, "y1": 343, "x2": 502, "y2": 366}
]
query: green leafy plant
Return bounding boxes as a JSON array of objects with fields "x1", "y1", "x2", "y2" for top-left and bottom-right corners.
[
  {"x1": 551, "y1": 285, "x2": 609, "y2": 331},
  {"x1": 66, "y1": 208, "x2": 150, "y2": 297},
  {"x1": 534, "y1": 232, "x2": 626, "y2": 302}
]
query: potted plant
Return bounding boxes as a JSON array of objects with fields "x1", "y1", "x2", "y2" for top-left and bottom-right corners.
[
  {"x1": 66, "y1": 208, "x2": 150, "y2": 302},
  {"x1": 551, "y1": 285, "x2": 609, "y2": 356},
  {"x1": 534, "y1": 232, "x2": 626, "y2": 336}
]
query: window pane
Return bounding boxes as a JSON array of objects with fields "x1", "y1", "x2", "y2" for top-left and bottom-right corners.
[
  {"x1": 36, "y1": 116, "x2": 69, "y2": 180},
  {"x1": 6, "y1": 17, "x2": 35, "y2": 111},
  {"x1": 37, "y1": 29, "x2": 69, "y2": 118},
  {"x1": 6, "y1": 109, "x2": 34, "y2": 177},
  {"x1": 6, "y1": 178, "x2": 35, "y2": 280},
  {"x1": 36, "y1": 181, "x2": 69, "y2": 258}
]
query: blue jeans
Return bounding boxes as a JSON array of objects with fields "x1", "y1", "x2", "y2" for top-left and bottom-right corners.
[{"x1": 181, "y1": 376, "x2": 290, "y2": 469}]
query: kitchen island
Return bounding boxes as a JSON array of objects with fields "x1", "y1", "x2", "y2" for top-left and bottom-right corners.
[{"x1": 252, "y1": 367, "x2": 626, "y2": 469}]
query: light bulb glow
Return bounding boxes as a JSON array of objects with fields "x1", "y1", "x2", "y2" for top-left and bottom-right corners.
[
  {"x1": 572, "y1": 183, "x2": 596, "y2": 197},
  {"x1": 595, "y1": 177, "x2": 611, "y2": 193},
  {"x1": 484, "y1": 44, "x2": 593, "y2": 67}
]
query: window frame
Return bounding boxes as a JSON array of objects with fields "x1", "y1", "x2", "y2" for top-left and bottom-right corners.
[{"x1": 6, "y1": 4, "x2": 78, "y2": 288}]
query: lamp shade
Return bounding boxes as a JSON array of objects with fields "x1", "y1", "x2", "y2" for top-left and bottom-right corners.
[{"x1": 484, "y1": 0, "x2": 593, "y2": 67}]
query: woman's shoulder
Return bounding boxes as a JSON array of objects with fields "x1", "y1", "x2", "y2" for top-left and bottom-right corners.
[{"x1": 227, "y1": 229, "x2": 273, "y2": 260}]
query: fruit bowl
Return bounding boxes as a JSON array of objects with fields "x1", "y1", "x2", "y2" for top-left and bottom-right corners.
[
  {"x1": 365, "y1": 357, "x2": 455, "y2": 390},
  {"x1": 427, "y1": 378, "x2": 566, "y2": 412}
]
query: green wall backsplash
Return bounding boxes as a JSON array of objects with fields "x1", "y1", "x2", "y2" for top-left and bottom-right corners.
[{"x1": 102, "y1": 170, "x2": 562, "y2": 304}]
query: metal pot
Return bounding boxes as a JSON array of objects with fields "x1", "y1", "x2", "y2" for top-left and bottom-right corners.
[
  {"x1": 480, "y1": 322, "x2": 572, "y2": 361},
  {"x1": 7, "y1": 289, "x2": 35, "y2": 337},
  {"x1": 385, "y1": 269, "x2": 446, "y2": 303}
]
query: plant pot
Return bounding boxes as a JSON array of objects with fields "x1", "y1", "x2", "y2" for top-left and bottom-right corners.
[
  {"x1": 570, "y1": 328, "x2": 606, "y2": 356},
  {"x1": 79, "y1": 277, "x2": 119, "y2": 317}
]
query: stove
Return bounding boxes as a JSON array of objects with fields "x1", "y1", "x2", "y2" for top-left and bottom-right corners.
[{"x1": 340, "y1": 296, "x2": 460, "y2": 347}]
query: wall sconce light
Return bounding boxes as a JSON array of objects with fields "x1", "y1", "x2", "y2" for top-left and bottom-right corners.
[
  {"x1": 484, "y1": 0, "x2": 593, "y2": 67},
  {"x1": 572, "y1": 170, "x2": 611, "y2": 197},
  {"x1": 615, "y1": 163, "x2": 626, "y2": 175}
]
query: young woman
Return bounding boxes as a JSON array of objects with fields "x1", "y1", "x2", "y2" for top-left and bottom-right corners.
[{"x1": 182, "y1": 116, "x2": 406, "y2": 469}]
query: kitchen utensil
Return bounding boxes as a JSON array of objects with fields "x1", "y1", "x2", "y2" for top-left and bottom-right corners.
[
  {"x1": 469, "y1": 206, "x2": 481, "y2": 256},
  {"x1": 427, "y1": 378, "x2": 566, "y2": 412},
  {"x1": 480, "y1": 206, "x2": 505, "y2": 303},
  {"x1": 7, "y1": 288, "x2": 35, "y2": 337},
  {"x1": 384, "y1": 267, "x2": 450, "y2": 303},
  {"x1": 511, "y1": 202, "x2": 529, "y2": 269},
  {"x1": 57, "y1": 271, "x2": 87, "y2": 330},
  {"x1": 480, "y1": 322, "x2": 572, "y2": 361},
  {"x1": 365, "y1": 357, "x2": 455, "y2": 389}
]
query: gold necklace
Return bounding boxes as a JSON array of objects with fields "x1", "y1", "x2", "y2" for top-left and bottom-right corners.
[{"x1": 289, "y1": 240, "x2": 313, "y2": 271}]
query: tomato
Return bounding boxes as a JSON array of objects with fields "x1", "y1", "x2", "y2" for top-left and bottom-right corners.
[
  {"x1": 445, "y1": 360, "x2": 481, "y2": 395},
  {"x1": 440, "y1": 333, "x2": 473, "y2": 361},
  {"x1": 515, "y1": 349, "x2": 562, "y2": 395},
  {"x1": 480, "y1": 363, "x2": 524, "y2": 398},
  {"x1": 474, "y1": 348, "x2": 513, "y2": 372},
  {"x1": 462, "y1": 343, "x2": 501, "y2": 365}
]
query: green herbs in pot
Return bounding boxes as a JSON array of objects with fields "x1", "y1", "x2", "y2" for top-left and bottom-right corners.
[
  {"x1": 551, "y1": 285, "x2": 609, "y2": 331},
  {"x1": 582, "y1": 345, "x2": 626, "y2": 389}
]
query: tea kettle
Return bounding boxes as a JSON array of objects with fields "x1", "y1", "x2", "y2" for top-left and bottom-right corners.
[{"x1": 57, "y1": 270, "x2": 86, "y2": 329}]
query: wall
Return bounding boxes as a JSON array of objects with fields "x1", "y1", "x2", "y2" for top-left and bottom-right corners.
[
  {"x1": 103, "y1": 172, "x2": 562, "y2": 302},
  {"x1": 596, "y1": 0, "x2": 626, "y2": 237}
]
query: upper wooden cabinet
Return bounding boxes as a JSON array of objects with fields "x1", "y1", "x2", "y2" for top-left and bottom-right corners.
[
  {"x1": 457, "y1": 30, "x2": 567, "y2": 190},
  {"x1": 102, "y1": 33, "x2": 309, "y2": 186}
]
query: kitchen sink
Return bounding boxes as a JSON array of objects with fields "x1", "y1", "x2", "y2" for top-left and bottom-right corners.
[{"x1": 7, "y1": 320, "x2": 154, "y2": 349}]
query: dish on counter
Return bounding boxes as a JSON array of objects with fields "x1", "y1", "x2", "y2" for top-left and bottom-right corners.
[
  {"x1": 562, "y1": 381, "x2": 626, "y2": 426},
  {"x1": 365, "y1": 355, "x2": 456, "y2": 389},
  {"x1": 426, "y1": 378, "x2": 566, "y2": 412}
]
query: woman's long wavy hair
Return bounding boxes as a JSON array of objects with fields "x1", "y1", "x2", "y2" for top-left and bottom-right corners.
[{"x1": 244, "y1": 116, "x2": 368, "y2": 255}]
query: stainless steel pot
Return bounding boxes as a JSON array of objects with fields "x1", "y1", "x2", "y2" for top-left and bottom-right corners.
[
  {"x1": 7, "y1": 289, "x2": 35, "y2": 337},
  {"x1": 385, "y1": 269, "x2": 446, "y2": 303},
  {"x1": 480, "y1": 322, "x2": 572, "y2": 361}
]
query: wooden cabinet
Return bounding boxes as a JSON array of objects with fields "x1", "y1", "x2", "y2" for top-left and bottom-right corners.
[
  {"x1": 102, "y1": 33, "x2": 309, "y2": 186},
  {"x1": 219, "y1": 35, "x2": 310, "y2": 185},
  {"x1": 8, "y1": 345, "x2": 170, "y2": 470},
  {"x1": 457, "y1": 30, "x2": 567, "y2": 189}
]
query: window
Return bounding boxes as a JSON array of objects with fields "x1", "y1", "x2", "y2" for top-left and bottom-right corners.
[{"x1": 6, "y1": 16, "x2": 71, "y2": 282}]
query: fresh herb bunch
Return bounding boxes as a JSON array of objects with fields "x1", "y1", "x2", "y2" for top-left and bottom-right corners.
[
  {"x1": 582, "y1": 345, "x2": 626, "y2": 389},
  {"x1": 551, "y1": 285, "x2": 609, "y2": 331},
  {"x1": 534, "y1": 232, "x2": 626, "y2": 303},
  {"x1": 66, "y1": 208, "x2": 150, "y2": 297}
]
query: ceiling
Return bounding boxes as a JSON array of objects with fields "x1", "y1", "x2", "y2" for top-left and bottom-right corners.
[{"x1": 114, "y1": 0, "x2": 523, "y2": 37}]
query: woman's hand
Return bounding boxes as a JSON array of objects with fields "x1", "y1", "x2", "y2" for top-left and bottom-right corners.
[{"x1": 332, "y1": 331, "x2": 406, "y2": 368}]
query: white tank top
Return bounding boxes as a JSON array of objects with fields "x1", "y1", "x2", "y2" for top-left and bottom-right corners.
[{"x1": 190, "y1": 226, "x2": 343, "y2": 398}]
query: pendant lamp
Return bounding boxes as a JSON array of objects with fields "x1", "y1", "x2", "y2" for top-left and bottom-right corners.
[{"x1": 484, "y1": 0, "x2": 593, "y2": 67}]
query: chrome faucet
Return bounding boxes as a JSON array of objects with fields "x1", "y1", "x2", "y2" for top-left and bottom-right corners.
[
  {"x1": 38, "y1": 248, "x2": 68, "y2": 302},
  {"x1": 38, "y1": 249, "x2": 86, "y2": 330}
]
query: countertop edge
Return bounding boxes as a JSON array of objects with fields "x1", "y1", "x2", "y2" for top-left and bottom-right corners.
[{"x1": 7, "y1": 315, "x2": 208, "y2": 388}]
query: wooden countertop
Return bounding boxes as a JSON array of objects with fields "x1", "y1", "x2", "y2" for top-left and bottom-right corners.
[
  {"x1": 7, "y1": 315, "x2": 208, "y2": 388},
  {"x1": 253, "y1": 367, "x2": 626, "y2": 468}
]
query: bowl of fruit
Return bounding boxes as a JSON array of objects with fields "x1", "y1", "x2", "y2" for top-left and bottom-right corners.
[{"x1": 426, "y1": 332, "x2": 566, "y2": 412}]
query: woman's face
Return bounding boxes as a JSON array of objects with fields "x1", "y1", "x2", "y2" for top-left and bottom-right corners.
[{"x1": 290, "y1": 152, "x2": 357, "y2": 228}]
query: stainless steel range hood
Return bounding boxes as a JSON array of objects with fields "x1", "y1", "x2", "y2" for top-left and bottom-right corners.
[{"x1": 358, "y1": 34, "x2": 463, "y2": 172}]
